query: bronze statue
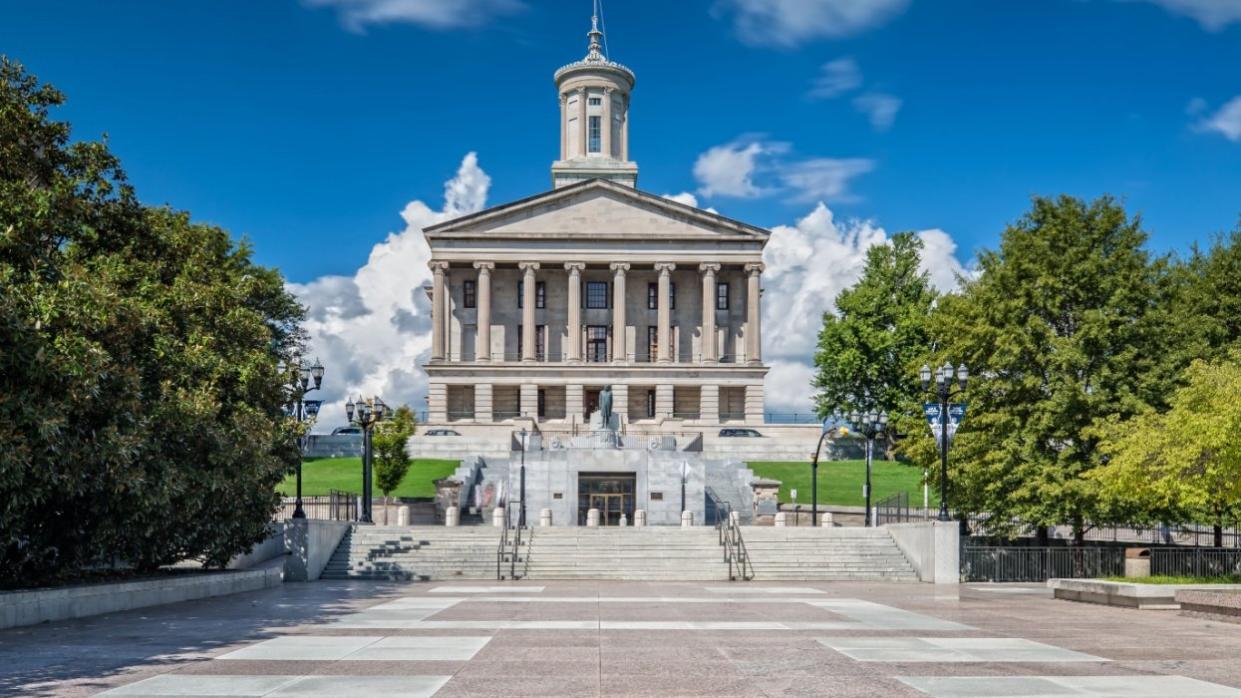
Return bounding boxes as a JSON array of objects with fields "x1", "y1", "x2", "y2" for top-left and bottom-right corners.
[{"x1": 599, "y1": 385, "x2": 613, "y2": 427}]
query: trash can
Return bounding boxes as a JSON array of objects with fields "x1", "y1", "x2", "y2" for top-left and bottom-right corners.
[{"x1": 1124, "y1": 547, "x2": 1151, "y2": 578}]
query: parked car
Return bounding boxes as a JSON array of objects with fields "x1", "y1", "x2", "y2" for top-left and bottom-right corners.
[
  {"x1": 331, "y1": 426, "x2": 362, "y2": 435},
  {"x1": 425, "y1": 429, "x2": 462, "y2": 436},
  {"x1": 719, "y1": 428, "x2": 763, "y2": 437}
]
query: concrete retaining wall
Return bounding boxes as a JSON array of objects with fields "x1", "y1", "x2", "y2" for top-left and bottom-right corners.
[
  {"x1": 284, "y1": 519, "x2": 352, "y2": 582},
  {"x1": 227, "y1": 523, "x2": 287, "y2": 570},
  {"x1": 886, "y1": 521, "x2": 960, "y2": 584},
  {"x1": 0, "y1": 562, "x2": 283, "y2": 630},
  {"x1": 1049, "y1": 579, "x2": 1241, "y2": 610}
]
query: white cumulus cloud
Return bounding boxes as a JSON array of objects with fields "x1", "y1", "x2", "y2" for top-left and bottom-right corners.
[
  {"x1": 714, "y1": 0, "x2": 910, "y2": 46},
  {"x1": 661, "y1": 192, "x2": 719, "y2": 215},
  {"x1": 289, "y1": 153, "x2": 491, "y2": 431},
  {"x1": 808, "y1": 58, "x2": 863, "y2": 100},
  {"x1": 852, "y1": 92, "x2": 903, "y2": 131},
  {"x1": 694, "y1": 140, "x2": 789, "y2": 198},
  {"x1": 778, "y1": 158, "x2": 876, "y2": 203},
  {"x1": 1118, "y1": 0, "x2": 1241, "y2": 30},
  {"x1": 304, "y1": 0, "x2": 525, "y2": 31},
  {"x1": 760, "y1": 204, "x2": 969, "y2": 412},
  {"x1": 1194, "y1": 96, "x2": 1241, "y2": 142}
]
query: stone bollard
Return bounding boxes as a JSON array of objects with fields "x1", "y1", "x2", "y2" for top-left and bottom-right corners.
[
  {"x1": 774, "y1": 512, "x2": 787, "y2": 527},
  {"x1": 634, "y1": 510, "x2": 647, "y2": 527},
  {"x1": 619, "y1": 514, "x2": 628, "y2": 527},
  {"x1": 821, "y1": 512, "x2": 833, "y2": 527},
  {"x1": 492, "y1": 506, "x2": 506, "y2": 528},
  {"x1": 681, "y1": 510, "x2": 694, "y2": 528},
  {"x1": 587, "y1": 508, "x2": 600, "y2": 527},
  {"x1": 539, "y1": 508, "x2": 553, "y2": 527},
  {"x1": 397, "y1": 505, "x2": 411, "y2": 527},
  {"x1": 445, "y1": 506, "x2": 460, "y2": 527}
]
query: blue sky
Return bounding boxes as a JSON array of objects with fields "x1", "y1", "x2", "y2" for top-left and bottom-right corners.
[
  {"x1": 4, "y1": 0, "x2": 1239, "y2": 420},
  {"x1": 3, "y1": 0, "x2": 1238, "y2": 281}
]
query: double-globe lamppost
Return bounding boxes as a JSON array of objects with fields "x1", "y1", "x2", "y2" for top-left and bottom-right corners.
[
  {"x1": 278, "y1": 358, "x2": 325, "y2": 520},
  {"x1": 809, "y1": 418, "x2": 847, "y2": 527},
  {"x1": 920, "y1": 361, "x2": 968, "y2": 522},
  {"x1": 345, "y1": 396, "x2": 389, "y2": 525},
  {"x1": 846, "y1": 409, "x2": 888, "y2": 527}
]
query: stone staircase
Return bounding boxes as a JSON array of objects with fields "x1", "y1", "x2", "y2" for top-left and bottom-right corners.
[
  {"x1": 320, "y1": 526, "x2": 499, "y2": 581},
  {"x1": 520, "y1": 528, "x2": 732, "y2": 581},
  {"x1": 320, "y1": 524, "x2": 920, "y2": 583},
  {"x1": 741, "y1": 527, "x2": 919, "y2": 581}
]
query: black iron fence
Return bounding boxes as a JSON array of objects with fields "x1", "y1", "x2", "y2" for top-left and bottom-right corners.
[
  {"x1": 1151, "y1": 548, "x2": 1241, "y2": 577},
  {"x1": 961, "y1": 545, "x2": 1126, "y2": 582},
  {"x1": 875, "y1": 492, "x2": 915, "y2": 525},
  {"x1": 275, "y1": 490, "x2": 357, "y2": 522}
]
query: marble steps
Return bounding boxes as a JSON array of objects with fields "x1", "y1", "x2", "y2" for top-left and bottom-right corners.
[{"x1": 740, "y1": 528, "x2": 920, "y2": 582}]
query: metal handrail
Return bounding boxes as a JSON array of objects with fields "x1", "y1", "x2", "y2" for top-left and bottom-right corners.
[
  {"x1": 496, "y1": 513, "x2": 509, "y2": 580},
  {"x1": 510, "y1": 522, "x2": 523, "y2": 580},
  {"x1": 731, "y1": 518, "x2": 754, "y2": 581}
]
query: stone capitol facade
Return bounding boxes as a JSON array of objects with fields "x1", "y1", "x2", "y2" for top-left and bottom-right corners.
[{"x1": 422, "y1": 15, "x2": 771, "y2": 433}]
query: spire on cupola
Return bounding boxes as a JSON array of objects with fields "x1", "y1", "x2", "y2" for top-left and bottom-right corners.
[{"x1": 551, "y1": 0, "x2": 638, "y2": 189}]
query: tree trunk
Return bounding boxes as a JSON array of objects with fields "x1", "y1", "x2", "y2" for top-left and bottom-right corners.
[
  {"x1": 1072, "y1": 514, "x2": 1085, "y2": 546},
  {"x1": 384, "y1": 495, "x2": 389, "y2": 526},
  {"x1": 1215, "y1": 524, "x2": 1223, "y2": 549},
  {"x1": 1036, "y1": 525, "x2": 1050, "y2": 547}
]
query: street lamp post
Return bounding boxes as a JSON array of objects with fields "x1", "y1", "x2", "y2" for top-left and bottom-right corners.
[
  {"x1": 279, "y1": 358, "x2": 324, "y2": 520},
  {"x1": 920, "y1": 361, "x2": 968, "y2": 522},
  {"x1": 680, "y1": 460, "x2": 689, "y2": 516},
  {"x1": 845, "y1": 409, "x2": 888, "y2": 527},
  {"x1": 518, "y1": 428, "x2": 528, "y2": 528},
  {"x1": 346, "y1": 395, "x2": 388, "y2": 525},
  {"x1": 809, "y1": 414, "x2": 842, "y2": 527}
]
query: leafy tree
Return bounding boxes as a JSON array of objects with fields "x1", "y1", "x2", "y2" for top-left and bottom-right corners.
[
  {"x1": 1170, "y1": 225, "x2": 1241, "y2": 363},
  {"x1": 813, "y1": 232, "x2": 941, "y2": 440},
  {"x1": 1092, "y1": 355, "x2": 1241, "y2": 547},
  {"x1": 906, "y1": 196, "x2": 1178, "y2": 543},
  {"x1": 373, "y1": 405, "x2": 417, "y2": 523},
  {"x1": 0, "y1": 57, "x2": 304, "y2": 584}
]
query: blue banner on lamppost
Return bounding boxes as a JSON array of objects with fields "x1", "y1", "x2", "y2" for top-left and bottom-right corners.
[{"x1": 924, "y1": 402, "x2": 967, "y2": 451}]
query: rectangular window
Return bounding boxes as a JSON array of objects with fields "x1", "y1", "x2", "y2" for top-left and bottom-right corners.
[
  {"x1": 646, "y1": 390, "x2": 656, "y2": 418},
  {"x1": 716, "y1": 282, "x2": 729, "y2": 310},
  {"x1": 647, "y1": 325, "x2": 658, "y2": 363},
  {"x1": 588, "y1": 96, "x2": 602, "y2": 106},
  {"x1": 537, "y1": 389, "x2": 546, "y2": 418},
  {"x1": 463, "y1": 280, "x2": 476, "y2": 309},
  {"x1": 647, "y1": 283, "x2": 657, "y2": 309},
  {"x1": 586, "y1": 325, "x2": 609, "y2": 363},
  {"x1": 517, "y1": 281, "x2": 546, "y2": 309},
  {"x1": 516, "y1": 325, "x2": 547, "y2": 360},
  {"x1": 586, "y1": 281, "x2": 608, "y2": 309},
  {"x1": 670, "y1": 282, "x2": 677, "y2": 310},
  {"x1": 588, "y1": 116, "x2": 602, "y2": 153}
]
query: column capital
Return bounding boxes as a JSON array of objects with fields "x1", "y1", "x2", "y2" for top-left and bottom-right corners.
[
  {"x1": 745, "y1": 262, "x2": 766, "y2": 275},
  {"x1": 699, "y1": 263, "x2": 721, "y2": 275},
  {"x1": 609, "y1": 262, "x2": 631, "y2": 274},
  {"x1": 564, "y1": 262, "x2": 586, "y2": 274},
  {"x1": 518, "y1": 262, "x2": 541, "y2": 273},
  {"x1": 429, "y1": 261, "x2": 450, "y2": 274},
  {"x1": 473, "y1": 261, "x2": 495, "y2": 272},
  {"x1": 654, "y1": 262, "x2": 677, "y2": 274}
]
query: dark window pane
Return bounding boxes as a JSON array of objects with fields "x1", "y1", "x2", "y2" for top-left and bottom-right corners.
[{"x1": 586, "y1": 282, "x2": 608, "y2": 309}]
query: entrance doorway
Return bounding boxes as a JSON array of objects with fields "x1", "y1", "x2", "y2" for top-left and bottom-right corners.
[
  {"x1": 578, "y1": 473, "x2": 636, "y2": 526},
  {"x1": 585, "y1": 389, "x2": 600, "y2": 417}
]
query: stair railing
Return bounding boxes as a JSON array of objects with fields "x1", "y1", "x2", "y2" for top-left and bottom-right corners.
[
  {"x1": 729, "y1": 514, "x2": 754, "y2": 581},
  {"x1": 496, "y1": 509, "x2": 510, "y2": 580},
  {"x1": 713, "y1": 499, "x2": 753, "y2": 581}
]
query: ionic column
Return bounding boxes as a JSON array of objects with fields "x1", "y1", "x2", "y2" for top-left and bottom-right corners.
[
  {"x1": 610, "y1": 262, "x2": 630, "y2": 363},
  {"x1": 745, "y1": 263, "x2": 764, "y2": 364},
  {"x1": 430, "y1": 261, "x2": 448, "y2": 361},
  {"x1": 699, "y1": 263, "x2": 720, "y2": 363},
  {"x1": 474, "y1": 262, "x2": 494, "y2": 362},
  {"x1": 621, "y1": 95, "x2": 630, "y2": 161},
  {"x1": 520, "y1": 262, "x2": 539, "y2": 362},
  {"x1": 655, "y1": 263, "x2": 676, "y2": 363},
  {"x1": 602, "y1": 87, "x2": 613, "y2": 158},
  {"x1": 578, "y1": 88, "x2": 588, "y2": 156},
  {"x1": 565, "y1": 263, "x2": 585, "y2": 363}
]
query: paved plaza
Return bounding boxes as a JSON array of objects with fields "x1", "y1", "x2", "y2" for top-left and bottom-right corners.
[{"x1": 2, "y1": 580, "x2": 1241, "y2": 697}]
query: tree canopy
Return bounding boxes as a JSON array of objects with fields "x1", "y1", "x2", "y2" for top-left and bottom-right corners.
[
  {"x1": 902, "y1": 195, "x2": 1179, "y2": 541},
  {"x1": 374, "y1": 405, "x2": 418, "y2": 500},
  {"x1": 813, "y1": 231, "x2": 940, "y2": 421},
  {"x1": 0, "y1": 57, "x2": 304, "y2": 584}
]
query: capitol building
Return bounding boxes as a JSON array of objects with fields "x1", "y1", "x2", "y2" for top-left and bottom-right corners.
[{"x1": 413, "y1": 11, "x2": 815, "y2": 526}]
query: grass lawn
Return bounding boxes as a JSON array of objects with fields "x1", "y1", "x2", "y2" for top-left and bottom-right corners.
[
  {"x1": 1102, "y1": 575, "x2": 1241, "y2": 585},
  {"x1": 748, "y1": 460, "x2": 938, "y2": 508},
  {"x1": 278, "y1": 457, "x2": 460, "y2": 499}
]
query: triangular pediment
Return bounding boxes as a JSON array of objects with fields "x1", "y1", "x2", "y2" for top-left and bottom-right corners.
[{"x1": 423, "y1": 179, "x2": 769, "y2": 242}]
